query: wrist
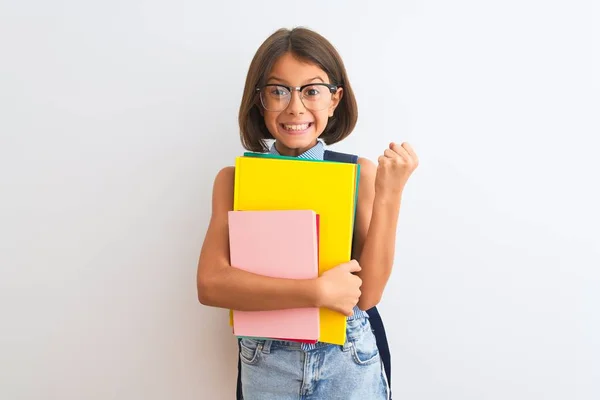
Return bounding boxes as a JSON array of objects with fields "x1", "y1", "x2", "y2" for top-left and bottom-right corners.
[
  {"x1": 374, "y1": 190, "x2": 403, "y2": 206},
  {"x1": 301, "y1": 278, "x2": 323, "y2": 308}
]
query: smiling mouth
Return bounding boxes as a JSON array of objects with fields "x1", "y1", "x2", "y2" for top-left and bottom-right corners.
[{"x1": 280, "y1": 122, "x2": 313, "y2": 132}]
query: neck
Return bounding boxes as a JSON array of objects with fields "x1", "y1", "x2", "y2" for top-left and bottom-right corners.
[{"x1": 274, "y1": 140, "x2": 318, "y2": 157}]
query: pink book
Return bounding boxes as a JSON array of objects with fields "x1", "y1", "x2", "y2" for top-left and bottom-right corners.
[{"x1": 228, "y1": 210, "x2": 320, "y2": 341}]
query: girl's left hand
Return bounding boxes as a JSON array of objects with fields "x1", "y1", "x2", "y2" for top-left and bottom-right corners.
[{"x1": 375, "y1": 142, "x2": 419, "y2": 200}]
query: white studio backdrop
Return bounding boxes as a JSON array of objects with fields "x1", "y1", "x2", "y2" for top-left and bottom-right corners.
[{"x1": 1, "y1": 1, "x2": 598, "y2": 399}]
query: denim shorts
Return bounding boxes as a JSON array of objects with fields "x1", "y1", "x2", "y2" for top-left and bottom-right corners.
[{"x1": 239, "y1": 317, "x2": 390, "y2": 399}]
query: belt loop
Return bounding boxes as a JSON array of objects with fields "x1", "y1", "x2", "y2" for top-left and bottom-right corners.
[
  {"x1": 262, "y1": 340, "x2": 272, "y2": 354},
  {"x1": 342, "y1": 339, "x2": 352, "y2": 352}
]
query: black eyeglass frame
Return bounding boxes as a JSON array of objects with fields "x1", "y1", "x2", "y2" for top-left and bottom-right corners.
[
  {"x1": 255, "y1": 83, "x2": 341, "y2": 94},
  {"x1": 255, "y1": 83, "x2": 342, "y2": 111}
]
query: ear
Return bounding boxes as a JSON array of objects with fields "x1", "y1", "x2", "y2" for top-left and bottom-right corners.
[{"x1": 328, "y1": 87, "x2": 343, "y2": 117}]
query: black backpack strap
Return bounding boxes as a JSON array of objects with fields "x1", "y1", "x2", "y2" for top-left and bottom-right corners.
[
  {"x1": 366, "y1": 307, "x2": 392, "y2": 397},
  {"x1": 236, "y1": 339, "x2": 243, "y2": 399},
  {"x1": 323, "y1": 149, "x2": 359, "y2": 164}
]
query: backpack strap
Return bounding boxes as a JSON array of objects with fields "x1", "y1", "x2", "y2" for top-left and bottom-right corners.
[
  {"x1": 366, "y1": 306, "x2": 392, "y2": 398},
  {"x1": 236, "y1": 340, "x2": 243, "y2": 399},
  {"x1": 323, "y1": 149, "x2": 359, "y2": 164}
]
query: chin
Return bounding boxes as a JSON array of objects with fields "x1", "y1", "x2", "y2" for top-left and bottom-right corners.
[{"x1": 277, "y1": 135, "x2": 316, "y2": 149}]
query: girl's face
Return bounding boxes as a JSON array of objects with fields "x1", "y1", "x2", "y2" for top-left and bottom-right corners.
[{"x1": 260, "y1": 52, "x2": 342, "y2": 157}]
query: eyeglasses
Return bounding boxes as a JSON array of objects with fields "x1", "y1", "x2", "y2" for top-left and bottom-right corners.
[{"x1": 256, "y1": 83, "x2": 340, "y2": 112}]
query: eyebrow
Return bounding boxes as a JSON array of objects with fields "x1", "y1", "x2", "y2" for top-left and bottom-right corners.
[{"x1": 266, "y1": 76, "x2": 326, "y2": 85}]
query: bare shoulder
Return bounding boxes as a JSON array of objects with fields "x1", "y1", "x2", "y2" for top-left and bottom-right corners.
[
  {"x1": 211, "y1": 166, "x2": 235, "y2": 213},
  {"x1": 357, "y1": 157, "x2": 376, "y2": 188},
  {"x1": 214, "y1": 166, "x2": 235, "y2": 186}
]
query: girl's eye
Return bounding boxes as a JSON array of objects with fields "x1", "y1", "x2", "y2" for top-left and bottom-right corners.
[
  {"x1": 270, "y1": 87, "x2": 289, "y2": 96},
  {"x1": 303, "y1": 86, "x2": 321, "y2": 97}
]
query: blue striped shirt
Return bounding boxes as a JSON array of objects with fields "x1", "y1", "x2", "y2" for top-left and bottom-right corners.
[
  {"x1": 268, "y1": 140, "x2": 369, "y2": 349},
  {"x1": 268, "y1": 139, "x2": 327, "y2": 160}
]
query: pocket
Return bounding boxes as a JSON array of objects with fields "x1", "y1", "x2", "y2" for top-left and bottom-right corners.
[
  {"x1": 239, "y1": 338, "x2": 262, "y2": 365},
  {"x1": 349, "y1": 320, "x2": 380, "y2": 365}
]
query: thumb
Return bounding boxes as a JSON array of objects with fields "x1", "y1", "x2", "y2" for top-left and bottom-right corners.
[{"x1": 346, "y1": 260, "x2": 361, "y2": 273}]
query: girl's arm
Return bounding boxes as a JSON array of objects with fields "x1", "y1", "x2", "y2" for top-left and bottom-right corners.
[
  {"x1": 353, "y1": 143, "x2": 419, "y2": 310},
  {"x1": 196, "y1": 167, "x2": 362, "y2": 316}
]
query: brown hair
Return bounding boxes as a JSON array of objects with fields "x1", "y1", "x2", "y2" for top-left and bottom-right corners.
[{"x1": 238, "y1": 27, "x2": 358, "y2": 152}]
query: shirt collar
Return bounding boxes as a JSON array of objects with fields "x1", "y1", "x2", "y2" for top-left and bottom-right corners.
[{"x1": 268, "y1": 140, "x2": 325, "y2": 161}]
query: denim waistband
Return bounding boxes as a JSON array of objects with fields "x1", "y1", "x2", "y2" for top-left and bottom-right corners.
[{"x1": 256, "y1": 315, "x2": 371, "y2": 352}]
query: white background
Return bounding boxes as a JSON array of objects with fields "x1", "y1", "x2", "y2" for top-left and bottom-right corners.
[{"x1": 1, "y1": 1, "x2": 598, "y2": 399}]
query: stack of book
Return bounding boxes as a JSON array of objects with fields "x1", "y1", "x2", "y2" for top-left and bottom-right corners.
[{"x1": 227, "y1": 152, "x2": 360, "y2": 345}]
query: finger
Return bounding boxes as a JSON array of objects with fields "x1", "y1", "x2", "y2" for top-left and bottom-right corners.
[
  {"x1": 353, "y1": 276, "x2": 363, "y2": 288},
  {"x1": 401, "y1": 142, "x2": 416, "y2": 157},
  {"x1": 391, "y1": 142, "x2": 411, "y2": 160},
  {"x1": 383, "y1": 148, "x2": 398, "y2": 159},
  {"x1": 384, "y1": 148, "x2": 407, "y2": 164},
  {"x1": 347, "y1": 260, "x2": 361, "y2": 273},
  {"x1": 401, "y1": 142, "x2": 419, "y2": 164}
]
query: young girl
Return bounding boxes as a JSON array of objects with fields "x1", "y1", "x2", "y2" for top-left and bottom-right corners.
[{"x1": 197, "y1": 27, "x2": 418, "y2": 399}]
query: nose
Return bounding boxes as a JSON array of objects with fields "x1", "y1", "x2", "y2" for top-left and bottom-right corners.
[{"x1": 286, "y1": 89, "x2": 305, "y2": 115}]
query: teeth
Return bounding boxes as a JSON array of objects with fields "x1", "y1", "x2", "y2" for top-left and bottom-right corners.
[{"x1": 284, "y1": 123, "x2": 309, "y2": 131}]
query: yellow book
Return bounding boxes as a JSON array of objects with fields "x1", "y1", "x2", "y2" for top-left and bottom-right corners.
[{"x1": 230, "y1": 155, "x2": 359, "y2": 345}]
